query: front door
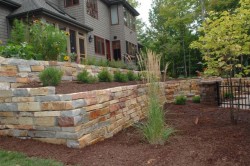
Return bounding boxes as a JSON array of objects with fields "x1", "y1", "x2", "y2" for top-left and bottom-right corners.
[
  {"x1": 79, "y1": 37, "x2": 86, "y2": 61},
  {"x1": 112, "y1": 40, "x2": 121, "y2": 61},
  {"x1": 106, "y1": 40, "x2": 111, "y2": 61}
]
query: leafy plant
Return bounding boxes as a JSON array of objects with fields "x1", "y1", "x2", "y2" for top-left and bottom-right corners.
[
  {"x1": 77, "y1": 69, "x2": 98, "y2": 83},
  {"x1": 108, "y1": 60, "x2": 127, "y2": 69},
  {"x1": 224, "y1": 92, "x2": 234, "y2": 99},
  {"x1": 39, "y1": 67, "x2": 63, "y2": 86},
  {"x1": 174, "y1": 95, "x2": 187, "y2": 105},
  {"x1": 9, "y1": 19, "x2": 29, "y2": 44},
  {"x1": 114, "y1": 71, "x2": 128, "y2": 82},
  {"x1": 192, "y1": 95, "x2": 201, "y2": 103},
  {"x1": 127, "y1": 71, "x2": 138, "y2": 81},
  {"x1": 97, "y1": 59, "x2": 108, "y2": 67},
  {"x1": 98, "y1": 69, "x2": 113, "y2": 82},
  {"x1": 137, "y1": 50, "x2": 174, "y2": 145},
  {"x1": 0, "y1": 42, "x2": 35, "y2": 60},
  {"x1": 85, "y1": 57, "x2": 97, "y2": 66},
  {"x1": 30, "y1": 20, "x2": 67, "y2": 61}
]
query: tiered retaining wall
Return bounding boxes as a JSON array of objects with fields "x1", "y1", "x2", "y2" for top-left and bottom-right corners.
[
  {"x1": 0, "y1": 57, "x2": 135, "y2": 90},
  {"x1": 0, "y1": 57, "x2": 202, "y2": 148},
  {"x1": 0, "y1": 80, "x2": 200, "y2": 148}
]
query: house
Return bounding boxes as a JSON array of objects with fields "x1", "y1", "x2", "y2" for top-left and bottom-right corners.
[{"x1": 0, "y1": 0, "x2": 139, "y2": 62}]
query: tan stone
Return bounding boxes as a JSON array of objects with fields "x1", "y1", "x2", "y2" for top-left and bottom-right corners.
[
  {"x1": 0, "y1": 97, "x2": 12, "y2": 102},
  {"x1": 34, "y1": 138, "x2": 67, "y2": 145},
  {"x1": 0, "y1": 130, "x2": 9, "y2": 136},
  {"x1": 41, "y1": 101, "x2": 73, "y2": 111},
  {"x1": 0, "y1": 90, "x2": 12, "y2": 97},
  {"x1": 5, "y1": 125, "x2": 33, "y2": 130},
  {"x1": 18, "y1": 117, "x2": 33, "y2": 125},
  {"x1": 18, "y1": 102, "x2": 41, "y2": 111},
  {"x1": 0, "y1": 112, "x2": 14, "y2": 117},
  {"x1": 10, "y1": 83, "x2": 26, "y2": 88},
  {"x1": 31, "y1": 65, "x2": 44, "y2": 72},
  {"x1": 34, "y1": 117, "x2": 55, "y2": 127},
  {"x1": 34, "y1": 111, "x2": 61, "y2": 117},
  {"x1": 16, "y1": 77, "x2": 30, "y2": 83},
  {"x1": 85, "y1": 104, "x2": 103, "y2": 112},
  {"x1": 78, "y1": 133, "x2": 92, "y2": 148},
  {"x1": 29, "y1": 87, "x2": 54, "y2": 96},
  {"x1": 12, "y1": 97, "x2": 34, "y2": 102}
]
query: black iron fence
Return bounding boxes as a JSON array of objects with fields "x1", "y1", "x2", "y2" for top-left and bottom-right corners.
[{"x1": 217, "y1": 79, "x2": 250, "y2": 110}]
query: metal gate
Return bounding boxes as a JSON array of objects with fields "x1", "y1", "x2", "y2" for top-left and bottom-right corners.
[{"x1": 217, "y1": 79, "x2": 250, "y2": 110}]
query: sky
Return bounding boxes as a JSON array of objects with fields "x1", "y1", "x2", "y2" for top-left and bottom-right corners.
[{"x1": 136, "y1": 0, "x2": 153, "y2": 26}]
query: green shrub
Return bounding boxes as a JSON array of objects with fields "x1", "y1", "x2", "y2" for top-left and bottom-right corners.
[
  {"x1": 174, "y1": 95, "x2": 187, "y2": 105},
  {"x1": 108, "y1": 60, "x2": 127, "y2": 69},
  {"x1": 114, "y1": 71, "x2": 128, "y2": 82},
  {"x1": 0, "y1": 42, "x2": 35, "y2": 60},
  {"x1": 224, "y1": 92, "x2": 234, "y2": 99},
  {"x1": 39, "y1": 67, "x2": 63, "y2": 86},
  {"x1": 77, "y1": 69, "x2": 98, "y2": 83},
  {"x1": 85, "y1": 57, "x2": 97, "y2": 66},
  {"x1": 9, "y1": 19, "x2": 29, "y2": 44},
  {"x1": 98, "y1": 69, "x2": 113, "y2": 82},
  {"x1": 141, "y1": 83, "x2": 174, "y2": 145},
  {"x1": 192, "y1": 95, "x2": 201, "y2": 103},
  {"x1": 97, "y1": 59, "x2": 108, "y2": 67},
  {"x1": 127, "y1": 71, "x2": 138, "y2": 81}
]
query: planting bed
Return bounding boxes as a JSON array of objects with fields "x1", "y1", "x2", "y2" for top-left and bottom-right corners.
[
  {"x1": 1, "y1": 102, "x2": 250, "y2": 165},
  {"x1": 19, "y1": 81, "x2": 142, "y2": 94}
]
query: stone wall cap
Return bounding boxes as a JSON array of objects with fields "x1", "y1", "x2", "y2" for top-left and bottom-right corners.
[{"x1": 200, "y1": 77, "x2": 223, "y2": 84}]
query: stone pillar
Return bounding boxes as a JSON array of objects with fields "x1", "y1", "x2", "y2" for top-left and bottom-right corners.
[{"x1": 200, "y1": 80, "x2": 221, "y2": 105}]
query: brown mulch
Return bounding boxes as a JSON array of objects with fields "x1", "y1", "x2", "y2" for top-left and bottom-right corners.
[
  {"x1": 1, "y1": 102, "x2": 250, "y2": 166},
  {"x1": 19, "y1": 81, "x2": 143, "y2": 94}
]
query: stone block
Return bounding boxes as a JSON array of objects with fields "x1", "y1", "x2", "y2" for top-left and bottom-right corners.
[
  {"x1": 34, "y1": 117, "x2": 56, "y2": 126},
  {"x1": 18, "y1": 102, "x2": 41, "y2": 111},
  {"x1": 110, "y1": 104, "x2": 120, "y2": 112},
  {"x1": 18, "y1": 65, "x2": 31, "y2": 72},
  {"x1": 35, "y1": 95, "x2": 61, "y2": 102},
  {"x1": 0, "y1": 130, "x2": 9, "y2": 136},
  {"x1": 34, "y1": 111, "x2": 61, "y2": 117},
  {"x1": 67, "y1": 140, "x2": 80, "y2": 148},
  {"x1": 85, "y1": 104, "x2": 103, "y2": 112},
  {"x1": 41, "y1": 101, "x2": 73, "y2": 111},
  {"x1": 0, "y1": 76, "x2": 16, "y2": 83},
  {"x1": 29, "y1": 87, "x2": 55, "y2": 96},
  {"x1": 16, "y1": 77, "x2": 30, "y2": 83},
  {"x1": 0, "y1": 90, "x2": 12, "y2": 97},
  {"x1": 0, "y1": 112, "x2": 14, "y2": 117},
  {"x1": 31, "y1": 65, "x2": 44, "y2": 72},
  {"x1": 12, "y1": 97, "x2": 34, "y2": 102},
  {"x1": 5, "y1": 125, "x2": 33, "y2": 130},
  {"x1": 13, "y1": 89, "x2": 29, "y2": 97},
  {"x1": 8, "y1": 129, "x2": 28, "y2": 137},
  {"x1": 78, "y1": 133, "x2": 92, "y2": 148},
  {"x1": 0, "y1": 103, "x2": 18, "y2": 111},
  {"x1": 58, "y1": 117, "x2": 74, "y2": 127},
  {"x1": 34, "y1": 138, "x2": 66, "y2": 145},
  {"x1": 10, "y1": 83, "x2": 25, "y2": 88},
  {"x1": 72, "y1": 99, "x2": 87, "y2": 109},
  {"x1": 18, "y1": 117, "x2": 33, "y2": 125},
  {"x1": 34, "y1": 126, "x2": 61, "y2": 131},
  {"x1": 55, "y1": 132, "x2": 78, "y2": 139},
  {"x1": 28, "y1": 131, "x2": 56, "y2": 138},
  {"x1": 0, "y1": 97, "x2": 12, "y2": 103},
  {"x1": 61, "y1": 108, "x2": 86, "y2": 117},
  {"x1": 0, "y1": 82, "x2": 10, "y2": 90}
]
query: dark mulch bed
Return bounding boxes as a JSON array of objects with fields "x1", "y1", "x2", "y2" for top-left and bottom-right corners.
[
  {"x1": 1, "y1": 102, "x2": 250, "y2": 166},
  {"x1": 19, "y1": 81, "x2": 143, "y2": 94}
]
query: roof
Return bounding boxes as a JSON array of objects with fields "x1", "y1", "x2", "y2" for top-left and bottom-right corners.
[
  {"x1": 7, "y1": 0, "x2": 93, "y2": 32},
  {"x1": 0, "y1": 0, "x2": 22, "y2": 8},
  {"x1": 101, "y1": 0, "x2": 139, "y2": 16}
]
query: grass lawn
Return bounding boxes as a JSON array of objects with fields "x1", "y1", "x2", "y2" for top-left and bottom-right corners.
[{"x1": 0, "y1": 149, "x2": 63, "y2": 166}]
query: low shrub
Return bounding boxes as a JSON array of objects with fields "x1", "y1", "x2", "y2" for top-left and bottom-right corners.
[
  {"x1": 192, "y1": 95, "x2": 201, "y2": 103},
  {"x1": 127, "y1": 71, "x2": 138, "y2": 81},
  {"x1": 84, "y1": 57, "x2": 97, "y2": 66},
  {"x1": 174, "y1": 95, "x2": 187, "y2": 105},
  {"x1": 108, "y1": 60, "x2": 127, "y2": 69},
  {"x1": 98, "y1": 69, "x2": 113, "y2": 82},
  {"x1": 224, "y1": 92, "x2": 234, "y2": 99},
  {"x1": 39, "y1": 67, "x2": 63, "y2": 86},
  {"x1": 114, "y1": 71, "x2": 128, "y2": 82},
  {"x1": 97, "y1": 59, "x2": 108, "y2": 67},
  {"x1": 77, "y1": 69, "x2": 98, "y2": 83}
]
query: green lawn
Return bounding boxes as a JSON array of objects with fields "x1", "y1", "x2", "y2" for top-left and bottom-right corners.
[{"x1": 0, "y1": 150, "x2": 64, "y2": 166}]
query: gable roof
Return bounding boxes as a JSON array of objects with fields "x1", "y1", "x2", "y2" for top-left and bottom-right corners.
[
  {"x1": 7, "y1": 0, "x2": 93, "y2": 32},
  {"x1": 101, "y1": 0, "x2": 139, "y2": 16},
  {"x1": 0, "y1": 0, "x2": 22, "y2": 8}
]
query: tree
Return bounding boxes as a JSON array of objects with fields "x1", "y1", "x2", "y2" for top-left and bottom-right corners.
[{"x1": 190, "y1": 0, "x2": 250, "y2": 124}]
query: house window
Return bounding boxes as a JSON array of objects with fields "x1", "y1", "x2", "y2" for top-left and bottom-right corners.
[
  {"x1": 111, "y1": 5, "x2": 119, "y2": 25},
  {"x1": 94, "y1": 36, "x2": 105, "y2": 55},
  {"x1": 124, "y1": 8, "x2": 136, "y2": 31},
  {"x1": 126, "y1": 41, "x2": 137, "y2": 56},
  {"x1": 86, "y1": 0, "x2": 98, "y2": 19},
  {"x1": 65, "y1": 0, "x2": 79, "y2": 7}
]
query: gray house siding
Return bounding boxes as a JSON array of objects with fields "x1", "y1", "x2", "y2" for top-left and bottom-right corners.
[
  {"x1": 84, "y1": 0, "x2": 111, "y2": 59},
  {"x1": 0, "y1": 6, "x2": 12, "y2": 44}
]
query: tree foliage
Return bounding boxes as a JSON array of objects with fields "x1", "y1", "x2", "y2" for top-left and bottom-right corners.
[{"x1": 190, "y1": 0, "x2": 250, "y2": 77}]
